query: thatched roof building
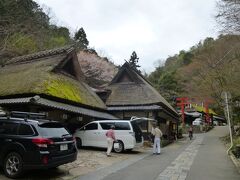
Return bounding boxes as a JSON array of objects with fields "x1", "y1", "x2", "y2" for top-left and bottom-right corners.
[
  {"x1": 102, "y1": 62, "x2": 179, "y2": 138},
  {"x1": 0, "y1": 46, "x2": 116, "y2": 121},
  {"x1": 105, "y1": 62, "x2": 178, "y2": 120}
]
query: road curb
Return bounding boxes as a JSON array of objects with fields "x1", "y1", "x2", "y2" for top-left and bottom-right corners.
[{"x1": 229, "y1": 151, "x2": 240, "y2": 174}]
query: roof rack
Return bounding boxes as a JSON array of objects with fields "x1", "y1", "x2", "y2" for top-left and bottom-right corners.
[{"x1": 10, "y1": 111, "x2": 47, "y2": 120}]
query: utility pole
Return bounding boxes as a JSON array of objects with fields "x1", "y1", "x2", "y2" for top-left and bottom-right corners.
[{"x1": 222, "y1": 92, "x2": 233, "y2": 154}]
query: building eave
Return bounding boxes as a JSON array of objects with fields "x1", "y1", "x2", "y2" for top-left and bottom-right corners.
[
  {"x1": 107, "y1": 105, "x2": 162, "y2": 111},
  {"x1": 0, "y1": 96, "x2": 117, "y2": 120}
]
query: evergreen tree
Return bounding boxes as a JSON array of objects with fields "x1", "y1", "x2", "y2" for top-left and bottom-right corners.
[
  {"x1": 128, "y1": 51, "x2": 140, "y2": 69},
  {"x1": 74, "y1": 27, "x2": 89, "y2": 49}
]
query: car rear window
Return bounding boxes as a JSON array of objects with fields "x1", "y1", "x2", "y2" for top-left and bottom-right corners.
[{"x1": 38, "y1": 122, "x2": 70, "y2": 137}]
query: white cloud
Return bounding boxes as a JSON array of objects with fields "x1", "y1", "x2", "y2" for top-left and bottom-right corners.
[{"x1": 36, "y1": 0, "x2": 218, "y2": 73}]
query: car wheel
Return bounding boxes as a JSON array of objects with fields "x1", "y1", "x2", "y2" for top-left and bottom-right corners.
[
  {"x1": 4, "y1": 152, "x2": 23, "y2": 178},
  {"x1": 113, "y1": 141, "x2": 124, "y2": 153},
  {"x1": 76, "y1": 138, "x2": 82, "y2": 149}
]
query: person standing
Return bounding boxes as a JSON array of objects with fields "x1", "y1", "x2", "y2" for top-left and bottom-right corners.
[
  {"x1": 105, "y1": 125, "x2": 116, "y2": 156},
  {"x1": 151, "y1": 124, "x2": 163, "y2": 155}
]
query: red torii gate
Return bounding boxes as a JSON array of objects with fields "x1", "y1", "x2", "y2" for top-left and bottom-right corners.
[
  {"x1": 176, "y1": 97, "x2": 190, "y2": 125},
  {"x1": 176, "y1": 97, "x2": 214, "y2": 125}
]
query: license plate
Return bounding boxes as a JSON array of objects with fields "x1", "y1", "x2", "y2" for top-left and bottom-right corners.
[{"x1": 60, "y1": 144, "x2": 68, "y2": 151}]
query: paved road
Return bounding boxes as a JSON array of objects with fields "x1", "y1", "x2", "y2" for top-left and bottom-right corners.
[
  {"x1": 0, "y1": 126, "x2": 238, "y2": 180},
  {"x1": 79, "y1": 126, "x2": 240, "y2": 180},
  {"x1": 101, "y1": 139, "x2": 189, "y2": 180},
  {"x1": 187, "y1": 126, "x2": 239, "y2": 180}
]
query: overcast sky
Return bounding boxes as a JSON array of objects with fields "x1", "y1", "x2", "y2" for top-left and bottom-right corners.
[{"x1": 37, "y1": 0, "x2": 219, "y2": 73}]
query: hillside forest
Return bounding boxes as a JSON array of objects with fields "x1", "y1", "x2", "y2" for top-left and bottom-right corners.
[
  {"x1": 148, "y1": 0, "x2": 240, "y2": 122},
  {"x1": 0, "y1": 0, "x2": 240, "y2": 122}
]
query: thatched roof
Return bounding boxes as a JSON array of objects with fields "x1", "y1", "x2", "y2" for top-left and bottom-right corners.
[
  {"x1": 106, "y1": 62, "x2": 178, "y2": 116},
  {"x1": 0, "y1": 46, "x2": 106, "y2": 110}
]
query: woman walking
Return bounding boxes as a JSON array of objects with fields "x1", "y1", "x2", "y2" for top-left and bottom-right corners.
[{"x1": 105, "y1": 125, "x2": 116, "y2": 156}]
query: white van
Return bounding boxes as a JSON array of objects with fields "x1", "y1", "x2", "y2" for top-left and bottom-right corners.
[
  {"x1": 73, "y1": 120, "x2": 144, "y2": 153},
  {"x1": 192, "y1": 118, "x2": 203, "y2": 126}
]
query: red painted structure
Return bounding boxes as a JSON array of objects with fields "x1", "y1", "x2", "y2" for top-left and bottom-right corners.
[
  {"x1": 176, "y1": 97, "x2": 189, "y2": 125},
  {"x1": 204, "y1": 99, "x2": 213, "y2": 124}
]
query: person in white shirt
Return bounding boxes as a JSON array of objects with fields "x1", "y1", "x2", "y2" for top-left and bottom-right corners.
[{"x1": 151, "y1": 124, "x2": 163, "y2": 155}]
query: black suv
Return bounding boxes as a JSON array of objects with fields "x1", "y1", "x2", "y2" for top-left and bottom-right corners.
[{"x1": 0, "y1": 111, "x2": 77, "y2": 178}]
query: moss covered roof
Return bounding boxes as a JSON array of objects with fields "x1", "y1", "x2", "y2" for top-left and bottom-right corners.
[{"x1": 0, "y1": 47, "x2": 106, "y2": 109}]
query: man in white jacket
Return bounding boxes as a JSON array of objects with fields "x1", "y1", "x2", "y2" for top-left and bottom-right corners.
[{"x1": 151, "y1": 124, "x2": 163, "y2": 155}]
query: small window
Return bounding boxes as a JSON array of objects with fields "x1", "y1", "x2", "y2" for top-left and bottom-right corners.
[
  {"x1": 85, "y1": 123, "x2": 98, "y2": 130},
  {"x1": 18, "y1": 124, "x2": 34, "y2": 135},
  {"x1": 0, "y1": 122, "x2": 19, "y2": 135},
  {"x1": 100, "y1": 122, "x2": 115, "y2": 130},
  {"x1": 115, "y1": 122, "x2": 130, "y2": 130}
]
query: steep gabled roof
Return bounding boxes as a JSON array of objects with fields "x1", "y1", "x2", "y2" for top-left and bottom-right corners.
[
  {"x1": 110, "y1": 63, "x2": 144, "y2": 84},
  {"x1": 106, "y1": 62, "x2": 178, "y2": 116},
  {"x1": 0, "y1": 46, "x2": 106, "y2": 109}
]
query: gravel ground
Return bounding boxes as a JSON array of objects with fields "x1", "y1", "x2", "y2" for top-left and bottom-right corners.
[
  {"x1": 59, "y1": 148, "x2": 131, "y2": 179},
  {"x1": 57, "y1": 147, "x2": 150, "y2": 180}
]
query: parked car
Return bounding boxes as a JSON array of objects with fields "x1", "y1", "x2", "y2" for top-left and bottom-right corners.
[
  {"x1": 0, "y1": 111, "x2": 77, "y2": 178},
  {"x1": 74, "y1": 119, "x2": 144, "y2": 153},
  {"x1": 192, "y1": 118, "x2": 203, "y2": 126},
  {"x1": 213, "y1": 120, "x2": 219, "y2": 126}
]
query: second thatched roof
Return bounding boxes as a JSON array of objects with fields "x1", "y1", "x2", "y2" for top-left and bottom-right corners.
[{"x1": 106, "y1": 62, "x2": 178, "y2": 117}]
